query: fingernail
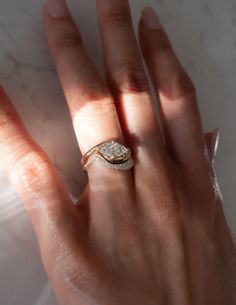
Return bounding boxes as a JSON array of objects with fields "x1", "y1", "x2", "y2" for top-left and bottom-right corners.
[
  {"x1": 141, "y1": 6, "x2": 161, "y2": 29},
  {"x1": 46, "y1": 0, "x2": 69, "y2": 18},
  {"x1": 210, "y1": 128, "x2": 220, "y2": 161}
]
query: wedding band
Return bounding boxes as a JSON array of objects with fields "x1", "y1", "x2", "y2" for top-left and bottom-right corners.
[{"x1": 81, "y1": 140, "x2": 135, "y2": 172}]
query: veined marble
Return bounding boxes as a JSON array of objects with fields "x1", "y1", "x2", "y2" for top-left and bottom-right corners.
[{"x1": 0, "y1": 0, "x2": 235, "y2": 304}]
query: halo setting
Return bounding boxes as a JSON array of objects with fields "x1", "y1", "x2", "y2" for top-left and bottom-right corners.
[
  {"x1": 98, "y1": 141, "x2": 131, "y2": 164},
  {"x1": 81, "y1": 140, "x2": 134, "y2": 172}
]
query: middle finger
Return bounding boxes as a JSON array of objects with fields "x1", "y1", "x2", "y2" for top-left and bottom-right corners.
[{"x1": 96, "y1": 0, "x2": 167, "y2": 167}]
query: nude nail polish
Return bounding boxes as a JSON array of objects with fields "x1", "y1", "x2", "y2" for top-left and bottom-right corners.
[
  {"x1": 46, "y1": 0, "x2": 69, "y2": 18},
  {"x1": 141, "y1": 6, "x2": 162, "y2": 29}
]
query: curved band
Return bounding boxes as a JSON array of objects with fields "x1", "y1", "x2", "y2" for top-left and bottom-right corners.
[{"x1": 81, "y1": 140, "x2": 135, "y2": 172}]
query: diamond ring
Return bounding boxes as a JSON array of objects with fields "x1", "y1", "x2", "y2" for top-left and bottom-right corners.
[{"x1": 81, "y1": 140, "x2": 135, "y2": 172}]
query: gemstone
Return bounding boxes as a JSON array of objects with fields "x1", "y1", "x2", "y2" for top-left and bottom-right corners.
[{"x1": 98, "y1": 141, "x2": 131, "y2": 164}]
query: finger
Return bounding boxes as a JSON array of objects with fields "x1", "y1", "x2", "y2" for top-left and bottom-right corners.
[
  {"x1": 139, "y1": 7, "x2": 205, "y2": 168},
  {"x1": 43, "y1": 0, "x2": 134, "y2": 225},
  {"x1": 43, "y1": 0, "x2": 122, "y2": 156},
  {"x1": 96, "y1": 0, "x2": 167, "y2": 165},
  {"x1": 205, "y1": 128, "x2": 220, "y2": 162},
  {"x1": 0, "y1": 87, "x2": 88, "y2": 283}
]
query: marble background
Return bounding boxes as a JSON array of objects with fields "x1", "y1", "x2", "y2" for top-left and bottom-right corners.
[{"x1": 0, "y1": 0, "x2": 235, "y2": 304}]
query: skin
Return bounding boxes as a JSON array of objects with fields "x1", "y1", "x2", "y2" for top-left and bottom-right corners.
[{"x1": 0, "y1": 0, "x2": 235, "y2": 304}]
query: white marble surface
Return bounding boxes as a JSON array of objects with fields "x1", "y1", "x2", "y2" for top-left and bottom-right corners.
[{"x1": 0, "y1": 0, "x2": 236, "y2": 304}]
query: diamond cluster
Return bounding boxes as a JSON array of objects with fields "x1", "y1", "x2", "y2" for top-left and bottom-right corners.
[
  {"x1": 82, "y1": 141, "x2": 134, "y2": 172},
  {"x1": 98, "y1": 141, "x2": 130, "y2": 164},
  {"x1": 87, "y1": 155, "x2": 134, "y2": 171}
]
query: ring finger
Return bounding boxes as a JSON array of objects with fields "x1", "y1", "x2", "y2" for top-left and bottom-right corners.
[
  {"x1": 43, "y1": 0, "x2": 135, "y2": 225},
  {"x1": 44, "y1": 0, "x2": 122, "y2": 159}
]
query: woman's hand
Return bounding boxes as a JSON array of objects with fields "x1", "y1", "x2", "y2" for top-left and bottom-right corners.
[{"x1": 0, "y1": 0, "x2": 235, "y2": 304}]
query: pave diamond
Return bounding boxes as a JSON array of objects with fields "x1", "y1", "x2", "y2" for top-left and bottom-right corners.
[
  {"x1": 98, "y1": 141, "x2": 131, "y2": 164},
  {"x1": 86, "y1": 155, "x2": 134, "y2": 170}
]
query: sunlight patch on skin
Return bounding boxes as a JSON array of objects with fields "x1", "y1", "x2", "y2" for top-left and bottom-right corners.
[
  {"x1": 72, "y1": 97, "x2": 120, "y2": 154},
  {"x1": 0, "y1": 204, "x2": 23, "y2": 222},
  {"x1": 119, "y1": 91, "x2": 156, "y2": 135},
  {"x1": 0, "y1": 169, "x2": 24, "y2": 222}
]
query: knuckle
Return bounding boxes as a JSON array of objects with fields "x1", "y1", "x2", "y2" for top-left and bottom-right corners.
[
  {"x1": 79, "y1": 97, "x2": 116, "y2": 120},
  {"x1": 111, "y1": 65, "x2": 149, "y2": 94},
  {"x1": 102, "y1": 6, "x2": 131, "y2": 26},
  {"x1": 169, "y1": 70, "x2": 196, "y2": 106},
  {"x1": 79, "y1": 87, "x2": 111, "y2": 104},
  {"x1": 153, "y1": 30, "x2": 172, "y2": 51},
  {"x1": 0, "y1": 108, "x2": 19, "y2": 129},
  {"x1": 11, "y1": 150, "x2": 53, "y2": 190},
  {"x1": 175, "y1": 70, "x2": 196, "y2": 99},
  {"x1": 52, "y1": 30, "x2": 82, "y2": 53}
]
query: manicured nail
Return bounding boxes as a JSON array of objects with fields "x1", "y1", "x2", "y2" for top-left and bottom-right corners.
[
  {"x1": 46, "y1": 0, "x2": 69, "y2": 18},
  {"x1": 141, "y1": 6, "x2": 161, "y2": 29},
  {"x1": 211, "y1": 128, "x2": 220, "y2": 161},
  {"x1": 205, "y1": 128, "x2": 220, "y2": 162}
]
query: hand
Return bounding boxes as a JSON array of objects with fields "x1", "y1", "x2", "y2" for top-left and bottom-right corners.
[{"x1": 0, "y1": 0, "x2": 235, "y2": 304}]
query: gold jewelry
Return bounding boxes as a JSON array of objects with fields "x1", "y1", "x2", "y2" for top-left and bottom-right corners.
[{"x1": 81, "y1": 140, "x2": 134, "y2": 172}]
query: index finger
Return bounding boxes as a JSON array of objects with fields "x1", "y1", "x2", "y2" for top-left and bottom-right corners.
[{"x1": 0, "y1": 87, "x2": 86, "y2": 280}]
